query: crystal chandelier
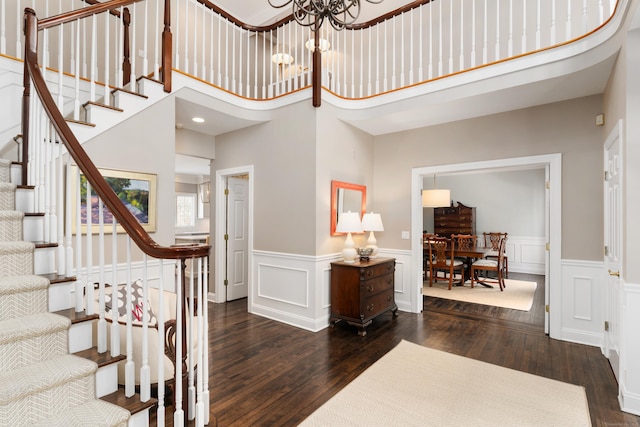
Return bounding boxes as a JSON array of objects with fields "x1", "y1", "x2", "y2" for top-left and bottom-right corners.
[{"x1": 268, "y1": 0, "x2": 384, "y2": 31}]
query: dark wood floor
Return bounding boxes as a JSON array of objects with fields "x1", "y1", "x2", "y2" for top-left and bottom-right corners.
[{"x1": 160, "y1": 273, "x2": 640, "y2": 427}]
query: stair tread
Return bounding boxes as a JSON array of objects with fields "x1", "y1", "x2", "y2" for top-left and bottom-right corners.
[
  {"x1": 0, "y1": 312, "x2": 69, "y2": 344},
  {"x1": 40, "y1": 272, "x2": 77, "y2": 283},
  {"x1": 75, "y1": 346, "x2": 126, "y2": 368},
  {"x1": 111, "y1": 86, "x2": 149, "y2": 99},
  {"x1": 83, "y1": 100, "x2": 125, "y2": 113},
  {"x1": 101, "y1": 387, "x2": 157, "y2": 416},
  {"x1": 0, "y1": 354, "x2": 96, "y2": 403},
  {"x1": 31, "y1": 398, "x2": 130, "y2": 427},
  {"x1": 0, "y1": 274, "x2": 49, "y2": 295},
  {"x1": 54, "y1": 307, "x2": 100, "y2": 324}
]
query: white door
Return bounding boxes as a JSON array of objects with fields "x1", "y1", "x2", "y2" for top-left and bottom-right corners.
[
  {"x1": 603, "y1": 121, "x2": 623, "y2": 382},
  {"x1": 225, "y1": 176, "x2": 249, "y2": 301}
]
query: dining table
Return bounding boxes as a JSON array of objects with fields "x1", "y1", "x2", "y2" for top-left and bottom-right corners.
[{"x1": 423, "y1": 240, "x2": 492, "y2": 287}]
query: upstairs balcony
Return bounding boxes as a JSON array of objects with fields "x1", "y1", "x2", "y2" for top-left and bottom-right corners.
[{"x1": 0, "y1": 0, "x2": 623, "y2": 137}]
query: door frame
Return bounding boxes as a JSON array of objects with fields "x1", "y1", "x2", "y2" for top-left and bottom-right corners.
[
  {"x1": 411, "y1": 153, "x2": 562, "y2": 338},
  {"x1": 214, "y1": 165, "x2": 254, "y2": 304}
]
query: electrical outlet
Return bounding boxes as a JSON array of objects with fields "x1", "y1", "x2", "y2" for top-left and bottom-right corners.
[{"x1": 401, "y1": 231, "x2": 410, "y2": 239}]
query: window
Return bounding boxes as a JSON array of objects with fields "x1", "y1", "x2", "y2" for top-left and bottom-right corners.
[{"x1": 176, "y1": 193, "x2": 196, "y2": 227}]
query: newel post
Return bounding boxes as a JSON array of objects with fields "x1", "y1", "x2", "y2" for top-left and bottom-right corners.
[
  {"x1": 122, "y1": 7, "x2": 131, "y2": 86},
  {"x1": 312, "y1": 23, "x2": 322, "y2": 108},
  {"x1": 21, "y1": 8, "x2": 38, "y2": 186},
  {"x1": 162, "y1": 0, "x2": 172, "y2": 92}
]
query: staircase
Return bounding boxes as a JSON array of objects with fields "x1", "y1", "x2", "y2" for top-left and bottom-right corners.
[{"x1": 0, "y1": 158, "x2": 140, "y2": 426}]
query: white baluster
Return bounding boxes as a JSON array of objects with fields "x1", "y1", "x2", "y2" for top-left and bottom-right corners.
[
  {"x1": 154, "y1": 0, "x2": 160, "y2": 79},
  {"x1": 85, "y1": 181, "x2": 94, "y2": 315},
  {"x1": 459, "y1": 0, "x2": 464, "y2": 71},
  {"x1": 470, "y1": 0, "x2": 476, "y2": 68},
  {"x1": 15, "y1": 0, "x2": 21, "y2": 58},
  {"x1": 73, "y1": 20, "x2": 80, "y2": 120},
  {"x1": 90, "y1": 14, "x2": 96, "y2": 102},
  {"x1": 173, "y1": 262, "x2": 184, "y2": 427},
  {"x1": 142, "y1": 0, "x2": 149, "y2": 76},
  {"x1": 104, "y1": 11, "x2": 110, "y2": 106},
  {"x1": 125, "y1": 237, "x2": 135, "y2": 397},
  {"x1": 508, "y1": 0, "x2": 514, "y2": 56},
  {"x1": 1, "y1": 0, "x2": 6, "y2": 55},
  {"x1": 56, "y1": 142, "x2": 64, "y2": 276},
  {"x1": 195, "y1": 257, "x2": 205, "y2": 426},
  {"x1": 536, "y1": 0, "x2": 542, "y2": 49},
  {"x1": 409, "y1": 9, "x2": 414, "y2": 85},
  {"x1": 566, "y1": 0, "x2": 572, "y2": 41},
  {"x1": 130, "y1": 3, "x2": 137, "y2": 88},
  {"x1": 140, "y1": 255, "x2": 151, "y2": 402},
  {"x1": 428, "y1": 2, "x2": 433, "y2": 79},
  {"x1": 75, "y1": 166, "x2": 83, "y2": 312},
  {"x1": 217, "y1": 13, "x2": 222, "y2": 87},
  {"x1": 65, "y1": 158, "x2": 73, "y2": 283},
  {"x1": 551, "y1": 0, "x2": 557, "y2": 45},
  {"x1": 97, "y1": 199, "x2": 106, "y2": 353},
  {"x1": 495, "y1": 0, "x2": 501, "y2": 61},
  {"x1": 188, "y1": 261, "x2": 195, "y2": 420},
  {"x1": 156, "y1": 260, "x2": 165, "y2": 426},
  {"x1": 193, "y1": 2, "x2": 199, "y2": 79},
  {"x1": 202, "y1": 256, "x2": 210, "y2": 425},
  {"x1": 521, "y1": 0, "x2": 526, "y2": 54},
  {"x1": 110, "y1": 221, "x2": 120, "y2": 356},
  {"x1": 351, "y1": 28, "x2": 356, "y2": 95},
  {"x1": 583, "y1": 0, "x2": 588, "y2": 32},
  {"x1": 438, "y1": 0, "x2": 443, "y2": 76},
  {"x1": 448, "y1": 0, "x2": 453, "y2": 73},
  {"x1": 183, "y1": 0, "x2": 189, "y2": 73}
]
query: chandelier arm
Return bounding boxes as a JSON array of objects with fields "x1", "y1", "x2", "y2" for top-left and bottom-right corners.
[{"x1": 268, "y1": 0, "x2": 295, "y2": 9}]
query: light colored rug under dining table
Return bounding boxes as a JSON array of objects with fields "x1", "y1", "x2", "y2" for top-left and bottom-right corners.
[
  {"x1": 299, "y1": 340, "x2": 591, "y2": 427},
  {"x1": 423, "y1": 278, "x2": 537, "y2": 311}
]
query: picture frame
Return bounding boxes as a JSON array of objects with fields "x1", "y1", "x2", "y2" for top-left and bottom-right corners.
[{"x1": 70, "y1": 165, "x2": 157, "y2": 234}]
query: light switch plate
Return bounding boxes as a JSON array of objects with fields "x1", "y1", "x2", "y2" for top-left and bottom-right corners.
[{"x1": 401, "y1": 231, "x2": 410, "y2": 239}]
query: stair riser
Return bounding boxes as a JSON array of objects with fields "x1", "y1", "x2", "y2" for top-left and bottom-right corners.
[
  {"x1": 0, "y1": 373, "x2": 95, "y2": 426},
  {"x1": 10, "y1": 164, "x2": 21, "y2": 186},
  {"x1": 23, "y1": 215, "x2": 44, "y2": 242},
  {"x1": 0, "y1": 187, "x2": 15, "y2": 210},
  {"x1": 15, "y1": 187, "x2": 34, "y2": 213},
  {"x1": 48, "y1": 280, "x2": 76, "y2": 312},
  {"x1": 0, "y1": 248, "x2": 33, "y2": 277},
  {"x1": 96, "y1": 363, "x2": 119, "y2": 398},
  {"x1": 0, "y1": 161, "x2": 10, "y2": 183},
  {"x1": 34, "y1": 246, "x2": 56, "y2": 275},
  {"x1": 0, "y1": 288, "x2": 48, "y2": 321},
  {"x1": 69, "y1": 321, "x2": 93, "y2": 353},
  {"x1": 0, "y1": 214, "x2": 23, "y2": 242},
  {"x1": 0, "y1": 329, "x2": 68, "y2": 372}
]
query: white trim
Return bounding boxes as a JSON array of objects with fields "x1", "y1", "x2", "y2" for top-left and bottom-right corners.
[
  {"x1": 411, "y1": 154, "x2": 562, "y2": 339},
  {"x1": 214, "y1": 165, "x2": 254, "y2": 304}
]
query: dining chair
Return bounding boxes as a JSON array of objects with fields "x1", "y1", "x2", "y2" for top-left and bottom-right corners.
[
  {"x1": 482, "y1": 232, "x2": 508, "y2": 277},
  {"x1": 427, "y1": 238, "x2": 465, "y2": 290},
  {"x1": 423, "y1": 233, "x2": 439, "y2": 279},
  {"x1": 452, "y1": 234, "x2": 477, "y2": 251},
  {"x1": 471, "y1": 236, "x2": 507, "y2": 291}
]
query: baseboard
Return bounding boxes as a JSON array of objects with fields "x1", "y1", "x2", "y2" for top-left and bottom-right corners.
[{"x1": 620, "y1": 382, "x2": 640, "y2": 416}]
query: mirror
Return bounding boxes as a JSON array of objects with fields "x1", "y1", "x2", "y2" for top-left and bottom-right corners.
[{"x1": 331, "y1": 180, "x2": 367, "y2": 236}]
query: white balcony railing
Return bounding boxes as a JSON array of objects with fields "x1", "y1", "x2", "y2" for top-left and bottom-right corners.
[{"x1": 2, "y1": 0, "x2": 617, "y2": 103}]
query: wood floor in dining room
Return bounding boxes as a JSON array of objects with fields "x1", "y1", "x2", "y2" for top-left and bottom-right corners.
[{"x1": 158, "y1": 273, "x2": 640, "y2": 427}]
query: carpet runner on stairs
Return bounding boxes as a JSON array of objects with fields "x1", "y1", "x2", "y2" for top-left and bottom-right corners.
[{"x1": 0, "y1": 159, "x2": 130, "y2": 426}]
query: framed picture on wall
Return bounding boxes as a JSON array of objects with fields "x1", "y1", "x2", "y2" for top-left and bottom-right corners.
[{"x1": 70, "y1": 165, "x2": 157, "y2": 234}]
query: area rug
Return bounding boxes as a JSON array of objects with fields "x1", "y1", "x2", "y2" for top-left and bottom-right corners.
[
  {"x1": 422, "y1": 278, "x2": 537, "y2": 311},
  {"x1": 299, "y1": 340, "x2": 591, "y2": 427}
]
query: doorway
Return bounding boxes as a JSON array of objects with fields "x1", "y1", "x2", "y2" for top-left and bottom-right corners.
[
  {"x1": 214, "y1": 165, "x2": 254, "y2": 305},
  {"x1": 411, "y1": 154, "x2": 562, "y2": 338}
]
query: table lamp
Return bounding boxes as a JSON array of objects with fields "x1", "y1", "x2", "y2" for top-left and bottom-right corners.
[
  {"x1": 361, "y1": 212, "x2": 384, "y2": 258},
  {"x1": 336, "y1": 211, "x2": 363, "y2": 263}
]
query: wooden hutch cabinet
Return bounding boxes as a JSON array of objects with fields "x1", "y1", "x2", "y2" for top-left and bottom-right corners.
[
  {"x1": 433, "y1": 202, "x2": 476, "y2": 237},
  {"x1": 329, "y1": 257, "x2": 397, "y2": 336}
]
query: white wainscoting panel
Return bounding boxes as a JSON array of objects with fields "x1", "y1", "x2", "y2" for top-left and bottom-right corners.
[
  {"x1": 620, "y1": 282, "x2": 640, "y2": 416},
  {"x1": 560, "y1": 259, "x2": 604, "y2": 347},
  {"x1": 250, "y1": 250, "x2": 414, "y2": 332},
  {"x1": 501, "y1": 236, "x2": 546, "y2": 275},
  {"x1": 377, "y1": 249, "x2": 413, "y2": 313}
]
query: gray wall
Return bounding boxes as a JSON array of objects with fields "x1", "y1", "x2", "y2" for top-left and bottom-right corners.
[
  {"x1": 372, "y1": 94, "x2": 605, "y2": 261},
  {"x1": 82, "y1": 97, "x2": 176, "y2": 260},
  {"x1": 422, "y1": 169, "x2": 546, "y2": 238},
  {"x1": 213, "y1": 100, "x2": 318, "y2": 255}
]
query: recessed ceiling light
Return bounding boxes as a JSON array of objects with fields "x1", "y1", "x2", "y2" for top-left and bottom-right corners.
[{"x1": 192, "y1": 117, "x2": 205, "y2": 123}]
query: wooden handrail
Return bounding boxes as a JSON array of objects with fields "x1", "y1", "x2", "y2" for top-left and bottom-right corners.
[
  {"x1": 23, "y1": 7, "x2": 207, "y2": 261},
  {"x1": 38, "y1": 0, "x2": 143, "y2": 30}
]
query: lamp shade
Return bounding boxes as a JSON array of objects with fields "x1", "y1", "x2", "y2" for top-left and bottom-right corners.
[
  {"x1": 422, "y1": 189, "x2": 450, "y2": 207},
  {"x1": 336, "y1": 211, "x2": 363, "y2": 233},
  {"x1": 361, "y1": 212, "x2": 384, "y2": 231}
]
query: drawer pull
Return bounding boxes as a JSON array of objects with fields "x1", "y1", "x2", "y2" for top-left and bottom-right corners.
[
  {"x1": 387, "y1": 278, "x2": 392, "y2": 284},
  {"x1": 387, "y1": 296, "x2": 392, "y2": 301},
  {"x1": 366, "y1": 269, "x2": 374, "y2": 277},
  {"x1": 367, "y1": 304, "x2": 375, "y2": 312},
  {"x1": 367, "y1": 285, "x2": 375, "y2": 292}
]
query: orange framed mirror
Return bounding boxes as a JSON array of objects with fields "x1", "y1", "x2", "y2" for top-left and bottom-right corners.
[{"x1": 331, "y1": 180, "x2": 366, "y2": 236}]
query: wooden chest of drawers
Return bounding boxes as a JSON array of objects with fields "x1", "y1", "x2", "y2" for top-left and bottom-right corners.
[
  {"x1": 433, "y1": 202, "x2": 476, "y2": 237},
  {"x1": 329, "y1": 258, "x2": 397, "y2": 336}
]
